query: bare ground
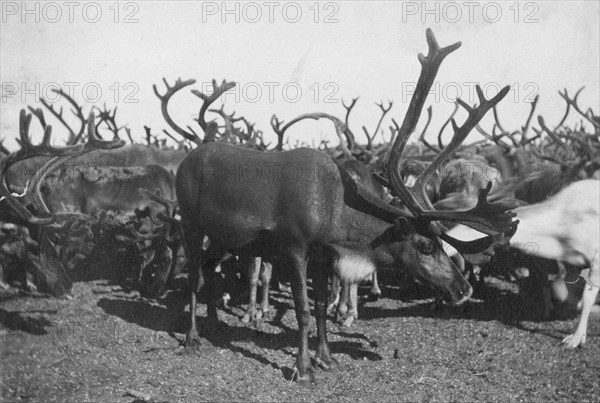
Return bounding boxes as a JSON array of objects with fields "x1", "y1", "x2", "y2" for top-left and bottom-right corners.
[{"x1": 1, "y1": 276, "x2": 598, "y2": 403}]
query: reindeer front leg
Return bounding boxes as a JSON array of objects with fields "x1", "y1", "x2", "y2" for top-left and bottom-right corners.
[
  {"x1": 327, "y1": 274, "x2": 341, "y2": 315},
  {"x1": 562, "y1": 265, "x2": 599, "y2": 348},
  {"x1": 185, "y1": 254, "x2": 204, "y2": 352},
  {"x1": 312, "y1": 254, "x2": 339, "y2": 371},
  {"x1": 287, "y1": 249, "x2": 314, "y2": 385},
  {"x1": 368, "y1": 271, "x2": 382, "y2": 301},
  {"x1": 341, "y1": 283, "x2": 358, "y2": 328},
  {"x1": 259, "y1": 260, "x2": 272, "y2": 318},
  {"x1": 242, "y1": 257, "x2": 262, "y2": 323}
]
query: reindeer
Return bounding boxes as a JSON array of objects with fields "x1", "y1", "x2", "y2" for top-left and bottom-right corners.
[
  {"x1": 0, "y1": 110, "x2": 125, "y2": 295},
  {"x1": 444, "y1": 179, "x2": 599, "y2": 348},
  {"x1": 173, "y1": 29, "x2": 518, "y2": 383}
]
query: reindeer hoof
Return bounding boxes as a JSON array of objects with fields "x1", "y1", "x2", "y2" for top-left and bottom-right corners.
[
  {"x1": 314, "y1": 356, "x2": 339, "y2": 372},
  {"x1": 260, "y1": 309, "x2": 271, "y2": 320},
  {"x1": 292, "y1": 367, "x2": 315, "y2": 385},
  {"x1": 241, "y1": 308, "x2": 263, "y2": 323},
  {"x1": 184, "y1": 331, "x2": 202, "y2": 355},
  {"x1": 341, "y1": 316, "x2": 356, "y2": 328},
  {"x1": 562, "y1": 332, "x2": 586, "y2": 349}
]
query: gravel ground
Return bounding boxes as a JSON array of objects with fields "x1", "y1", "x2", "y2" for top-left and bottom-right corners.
[{"x1": 1, "y1": 277, "x2": 598, "y2": 402}]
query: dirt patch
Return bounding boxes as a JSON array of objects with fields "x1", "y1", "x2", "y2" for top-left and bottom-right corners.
[{"x1": 1, "y1": 278, "x2": 598, "y2": 402}]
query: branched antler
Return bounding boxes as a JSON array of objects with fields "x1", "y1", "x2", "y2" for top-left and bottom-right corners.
[
  {"x1": 39, "y1": 88, "x2": 86, "y2": 145},
  {"x1": 191, "y1": 79, "x2": 237, "y2": 143},
  {"x1": 94, "y1": 104, "x2": 126, "y2": 141},
  {"x1": 363, "y1": 100, "x2": 393, "y2": 150},
  {"x1": 381, "y1": 29, "x2": 517, "y2": 241},
  {"x1": 153, "y1": 78, "x2": 200, "y2": 145},
  {"x1": 559, "y1": 87, "x2": 599, "y2": 129},
  {"x1": 1, "y1": 110, "x2": 124, "y2": 225},
  {"x1": 520, "y1": 95, "x2": 539, "y2": 145}
]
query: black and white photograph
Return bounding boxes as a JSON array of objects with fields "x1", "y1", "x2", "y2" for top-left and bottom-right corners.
[{"x1": 1, "y1": 1, "x2": 599, "y2": 401}]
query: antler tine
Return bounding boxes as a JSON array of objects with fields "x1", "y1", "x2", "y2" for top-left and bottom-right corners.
[
  {"x1": 520, "y1": 94, "x2": 539, "y2": 145},
  {"x1": 531, "y1": 145, "x2": 565, "y2": 165},
  {"x1": 437, "y1": 101, "x2": 459, "y2": 149},
  {"x1": 341, "y1": 97, "x2": 358, "y2": 150},
  {"x1": 413, "y1": 85, "x2": 510, "y2": 210},
  {"x1": 239, "y1": 116, "x2": 257, "y2": 142},
  {"x1": 25, "y1": 107, "x2": 53, "y2": 150},
  {"x1": 17, "y1": 110, "x2": 34, "y2": 150},
  {"x1": 342, "y1": 97, "x2": 359, "y2": 127},
  {"x1": 94, "y1": 104, "x2": 125, "y2": 141},
  {"x1": 209, "y1": 105, "x2": 245, "y2": 143},
  {"x1": 421, "y1": 182, "x2": 520, "y2": 235},
  {"x1": 27, "y1": 106, "x2": 48, "y2": 129},
  {"x1": 270, "y1": 115, "x2": 287, "y2": 151},
  {"x1": 491, "y1": 102, "x2": 507, "y2": 135},
  {"x1": 417, "y1": 105, "x2": 439, "y2": 153},
  {"x1": 191, "y1": 79, "x2": 237, "y2": 133},
  {"x1": 386, "y1": 28, "x2": 461, "y2": 217},
  {"x1": 0, "y1": 140, "x2": 9, "y2": 156},
  {"x1": 39, "y1": 88, "x2": 86, "y2": 145},
  {"x1": 124, "y1": 127, "x2": 135, "y2": 144},
  {"x1": 537, "y1": 115, "x2": 571, "y2": 154},
  {"x1": 153, "y1": 77, "x2": 201, "y2": 145},
  {"x1": 475, "y1": 122, "x2": 510, "y2": 150},
  {"x1": 363, "y1": 100, "x2": 393, "y2": 150},
  {"x1": 84, "y1": 111, "x2": 125, "y2": 151},
  {"x1": 559, "y1": 87, "x2": 600, "y2": 129}
]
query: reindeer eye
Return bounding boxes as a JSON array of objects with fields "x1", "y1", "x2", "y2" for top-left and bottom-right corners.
[{"x1": 418, "y1": 240, "x2": 434, "y2": 255}]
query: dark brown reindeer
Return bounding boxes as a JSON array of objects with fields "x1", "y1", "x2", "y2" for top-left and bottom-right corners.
[
  {"x1": 267, "y1": 98, "x2": 392, "y2": 326},
  {"x1": 174, "y1": 29, "x2": 518, "y2": 383}
]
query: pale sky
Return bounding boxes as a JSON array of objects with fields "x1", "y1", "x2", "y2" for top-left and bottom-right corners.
[{"x1": 1, "y1": 1, "x2": 599, "y2": 150}]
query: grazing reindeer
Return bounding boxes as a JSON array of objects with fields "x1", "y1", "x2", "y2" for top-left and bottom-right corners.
[
  {"x1": 0, "y1": 111, "x2": 125, "y2": 295},
  {"x1": 174, "y1": 29, "x2": 518, "y2": 383},
  {"x1": 445, "y1": 179, "x2": 599, "y2": 348}
]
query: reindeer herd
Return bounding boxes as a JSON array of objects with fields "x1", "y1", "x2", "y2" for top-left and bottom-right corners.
[{"x1": 1, "y1": 30, "x2": 598, "y2": 384}]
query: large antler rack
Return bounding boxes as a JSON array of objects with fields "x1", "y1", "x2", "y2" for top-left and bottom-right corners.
[
  {"x1": 191, "y1": 79, "x2": 237, "y2": 143},
  {"x1": 153, "y1": 78, "x2": 202, "y2": 145},
  {"x1": 0, "y1": 110, "x2": 124, "y2": 225},
  {"x1": 379, "y1": 29, "x2": 517, "y2": 240}
]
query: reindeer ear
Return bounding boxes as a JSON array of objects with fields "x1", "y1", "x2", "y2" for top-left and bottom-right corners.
[{"x1": 393, "y1": 217, "x2": 415, "y2": 237}]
